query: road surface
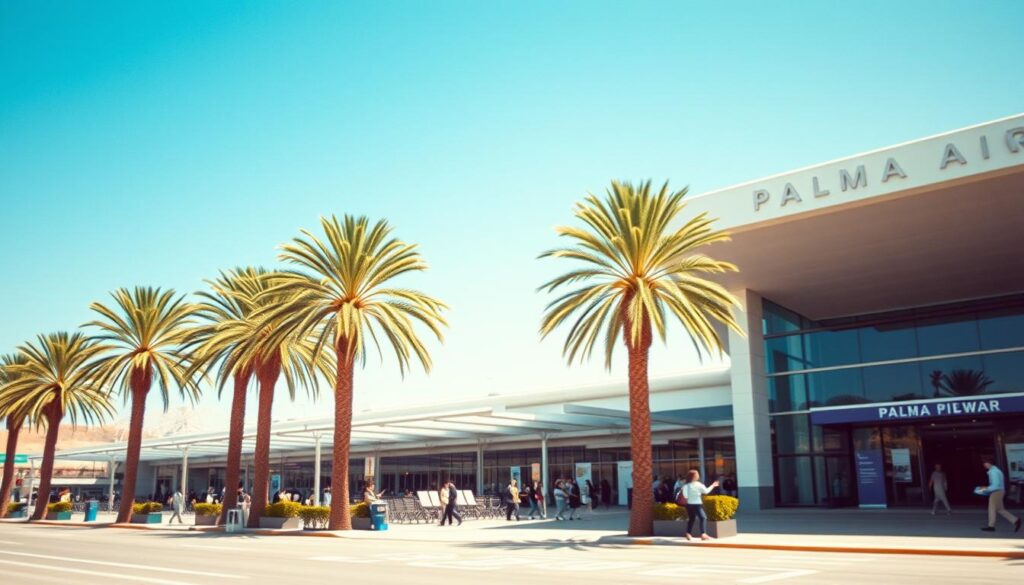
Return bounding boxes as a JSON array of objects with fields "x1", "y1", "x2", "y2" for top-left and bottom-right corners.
[{"x1": 0, "y1": 523, "x2": 1017, "y2": 584}]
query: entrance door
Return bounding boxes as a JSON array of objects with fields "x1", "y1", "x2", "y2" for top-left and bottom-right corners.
[{"x1": 921, "y1": 423, "x2": 996, "y2": 507}]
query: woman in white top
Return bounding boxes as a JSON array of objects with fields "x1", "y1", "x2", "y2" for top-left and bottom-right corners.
[{"x1": 680, "y1": 469, "x2": 719, "y2": 541}]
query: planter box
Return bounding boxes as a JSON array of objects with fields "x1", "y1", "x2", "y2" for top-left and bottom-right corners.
[
  {"x1": 46, "y1": 511, "x2": 72, "y2": 521},
  {"x1": 707, "y1": 519, "x2": 737, "y2": 539},
  {"x1": 195, "y1": 515, "x2": 218, "y2": 526},
  {"x1": 653, "y1": 520, "x2": 688, "y2": 537},
  {"x1": 7, "y1": 509, "x2": 27, "y2": 519},
  {"x1": 351, "y1": 517, "x2": 371, "y2": 530},
  {"x1": 131, "y1": 513, "x2": 163, "y2": 524},
  {"x1": 259, "y1": 516, "x2": 303, "y2": 530}
]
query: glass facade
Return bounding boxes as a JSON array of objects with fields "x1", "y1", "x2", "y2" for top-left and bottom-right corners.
[{"x1": 764, "y1": 294, "x2": 1024, "y2": 507}]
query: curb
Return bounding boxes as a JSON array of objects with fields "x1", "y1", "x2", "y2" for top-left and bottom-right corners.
[
  {"x1": 605, "y1": 537, "x2": 1024, "y2": 559},
  {"x1": 108, "y1": 523, "x2": 224, "y2": 532}
]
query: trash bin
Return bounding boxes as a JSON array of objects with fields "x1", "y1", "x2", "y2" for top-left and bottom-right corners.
[
  {"x1": 226, "y1": 509, "x2": 244, "y2": 533},
  {"x1": 84, "y1": 500, "x2": 99, "y2": 522},
  {"x1": 370, "y1": 502, "x2": 388, "y2": 531}
]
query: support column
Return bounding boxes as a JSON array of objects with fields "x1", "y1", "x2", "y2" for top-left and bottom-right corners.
[
  {"x1": 698, "y1": 433, "x2": 707, "y2": 481},
  {"x1": 728, "y1": 289, "x2": 774, "y2": 510},
  {"x1": 180, "y1": 447, "x2": 189, "y2": 494},
  {"x1": 313, "y1": 434, "x2": 322, "y2": 506},
  {"x1": 475, "y1": 441, "x2": 484, "y2": 495},
  {"x1": 27, "y1": 457, "x2": 35, "y2": 514},
  {"x1": 540, "y1": 434, "x2": 549, "y2": 502},
  {"x1": 108, "y1": 458, "x2": 116, "y2": 514}
]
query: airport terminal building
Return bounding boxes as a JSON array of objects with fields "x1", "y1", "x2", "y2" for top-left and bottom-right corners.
[{"x1": 29, "y1": 114, "x2": 1024, "y2": 511}]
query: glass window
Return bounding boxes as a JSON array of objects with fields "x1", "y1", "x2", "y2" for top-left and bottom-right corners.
[
  {"x1": 862, "y1": 362, "x2": 925, "y2": 403},
  {"x1": 919, "y1": 355, "x2": 986, "y2": 397},
  {"x1": 763, "y1": 301, "x2": 805, "y2": 336},
  {"x1": 806, "y1": 368, "x2": 865, "y2": 407},
  {"x1": 776, "y1": 457, "x2": 815, "y2": 505},
  {"x1": 978, "y1": 309, "x2": 1024, "y2": 350},
  {"x1": 819, "y1": 426, "x2": 849, "y2": 452},
  {"x1": 769, "y1": 374, "x2": 808, "y2": 412},
  {"x1": 858, "y1": 320, "x2": 918, "y2": 362},
  {"x1": 981, "y1": 351, "x2": 1024, "y2": 395},
  {"x1": 915, "y1": 314, "x2": 980, "y2": 356},
  {"x1": 804, "y1": 329, "x2": 861, "y2": 369},
  {"x1": 765, "y1": 335, "x2": 806, "y2": 374},
  {"x1": 774, "y1": 414, "x2": 811, "y2": 454}
]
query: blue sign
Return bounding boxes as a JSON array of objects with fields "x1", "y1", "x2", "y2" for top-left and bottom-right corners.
[
  {"x1": 855, "y1": 449, "x2": 887, "y2": 508},
  {"x1": 810, "y1": 395, "x2": 1024, "y2": 426},
  {"x1": 0, "y1": 454, "x2": 28, "y2": 464}
]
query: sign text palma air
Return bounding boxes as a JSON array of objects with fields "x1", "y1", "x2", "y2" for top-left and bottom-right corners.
[{"x1": 753, "y1": 126, "x2": 1024, "y2": 211}]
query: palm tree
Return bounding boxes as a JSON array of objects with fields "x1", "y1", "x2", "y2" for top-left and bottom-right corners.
[
  {"x1": 186, "y1": 268, "x2": 262, "y2": 524},
  {"x1": 0, "y1": 352, "x2": 28, "y2": 517},
  {"x1": 539, "y1": 180, "x2": 742, "y2": 536},
  {"x1": 0, "y1": 333, "x2": 112, "y2": 520},
  {"x1": 940, "y1": 369, "x2": 994, "y2": 397},
  {"x1": 86, "y1": 287, "x2": 201, "y2": 524},
  {"x1": 227, "y1": 270, "x2": 331, "y2": 529},
  {"x1": 253, "y1": 215, "x2": 446, "y2": 530}
]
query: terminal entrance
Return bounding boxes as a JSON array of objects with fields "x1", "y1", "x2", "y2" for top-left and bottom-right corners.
[{"x1": 920, "y1": 422, "x2": 997, "y2": 507}]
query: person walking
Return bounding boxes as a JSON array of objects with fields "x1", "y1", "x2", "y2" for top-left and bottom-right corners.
[
  {"x1": 438, "y1": 480, "x2": 451, "y2": 525},
  {"x1": 980, "y1": 460, "x2": 1021, "y2": 532},
  {"x1": 525, "y1": 480, "x2": 543, "y2": 520},
  {"x1": 680, "y1": 469, "x2": 719, "y2": 541},
  {"x1": 322, "y1": 487, "x2": 332, "y2": 507},
  {"x1": 505, "y1": 479, "x2": 521, "y2": 521},
  {"x1": 567, "y1": 479, "x2": 581, "y2": 520},
  {"x1": 538, "y1": 480, "x2": 548, "y2": 518},
  {"x1": 929, "y1": 463, "x2": 952, "y2": 515},
  {"x1": 583, "y1": 479, "x2": 596, "y2": 513},
  {"x1": 168, "y1": 488, "x2": 185, "y2": 524},
  {"x1": 553, "y1": 480, "x2": 567, "y2": 520},
  {"x1": 446, "y1": 481, "x2": 463, "y2": 526}
]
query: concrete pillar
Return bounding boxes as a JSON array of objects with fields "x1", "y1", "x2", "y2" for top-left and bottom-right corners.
[
  {"x1": 108, "y1": 458, "x2": 116, "y2": 514},
  {"x1": 728, "y1": 289, "x2": 774, "y2": 510},
  {"x1": 27, "y1": 457, "x2": 35, "y2": 513},
  {"x1": 180, "y1": 447, "x2": 189, "y2": 494},
  {"x1": 475, "y1": 441, "x2": 484, "y2": 494},
  {"x1": 313, "y1": 434, "x2": 321, "y2": 506},
  {"x1": 540, "y1": 434, "x2": 549, "y2": 501},
  {"x1": 698, "y1": 433, "x2": 707, "y2": 480}
]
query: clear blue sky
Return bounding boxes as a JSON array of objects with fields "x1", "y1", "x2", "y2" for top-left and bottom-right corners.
[{"x1": 2, "y1": 1, "x2": 1021, "y2": 429}]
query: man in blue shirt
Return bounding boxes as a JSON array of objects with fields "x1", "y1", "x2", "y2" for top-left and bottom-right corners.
[{"x1": 981, "y1": 460, "x2": 1021, "y2": 533}]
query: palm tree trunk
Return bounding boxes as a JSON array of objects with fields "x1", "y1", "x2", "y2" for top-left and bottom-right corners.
[
  {"x1": 625, "y1": 311, "x2": 654, "y2": 537},
  {"x1": 246, "y1": 357, "x2": 280, "y2": 529},
  {"x1": 219, "y1": 367, "x2": 251, "y2": 525},
  {"x1": 328, "y1": 341, "x2": 356, "y2": 531},
  {"x1": 0, "y1": 414, "x2": 24, "y2": 518},
  {"x1": 30, "y1": 400, "x2": 63, "y2": 521},
  {"x1": 116, "y1": 366, "x2": 151, "y2": 524}
]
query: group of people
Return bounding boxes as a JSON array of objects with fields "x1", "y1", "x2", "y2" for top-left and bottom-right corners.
[{"x1": 498, "y1": 477, "x2": 600, "y2": 521}]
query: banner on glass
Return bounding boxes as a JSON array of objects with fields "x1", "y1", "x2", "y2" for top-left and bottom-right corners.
[
  {"x1": 891, "y1": 448, "x2": 912, "y2": 483},
  {"x1": 855, "y1": 449, "x2": 887, "y2": 508},
  {"x1": 1006, "y1": 443, "x2": 1024, "y2": 482}
]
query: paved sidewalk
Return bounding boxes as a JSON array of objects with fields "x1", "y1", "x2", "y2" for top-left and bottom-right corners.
[{"x1": 6, "y1": 506, "x2": 1023, "y2": 557}]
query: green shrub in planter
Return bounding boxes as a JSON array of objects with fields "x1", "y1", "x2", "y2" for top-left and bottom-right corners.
[
  {"x1": 702, "y1": 495, "x2": 739, "y2": 521},
  {"x1": 6, "y1": 502, "x2": 27, "y2": 515},
  {"x1": 298, "y1": 506, "x2": 331, "y2": 530},
  {"x1": 264, "y1": 500, "x2": 303, "y2": 518},
  {"x1": 193, "y1": 503, "x2": 222, "y2": 517},
  {"x1": 48, "y1": 501, "x2": 73, "y2": 514},
  {"x1": 652, "y1": 502, "x2": 688, "y2": 521},
  {"x1": 132, "y1": 502, "x2": 164, "y2": 514},
  {"x1": 350, "y1": 502, "x2": 370, "y2": 518}
]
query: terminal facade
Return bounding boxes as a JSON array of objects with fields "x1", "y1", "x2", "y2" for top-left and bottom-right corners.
[{"x1": 34, "y1": 114, "x2": 1024, "y2": 510}]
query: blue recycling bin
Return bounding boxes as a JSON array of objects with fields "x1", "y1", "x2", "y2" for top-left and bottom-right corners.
[
  {"x1": 84, "y1": 500, "x2": 99, "y2": 522},
  {"x1": 370, "y1": 502, "x2": 388, "y2": 531}
]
